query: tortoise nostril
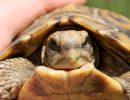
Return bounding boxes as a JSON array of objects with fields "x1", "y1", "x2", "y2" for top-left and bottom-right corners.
[
  {"x1": 65, "y1": 47, "x2": 69, "y2": 50},
  {"x1": 63, "y1": 47, "x2": 70, "y2": 51},
  {"x1": 75, "y1": 45, "x2": 80, "y2": 49}
]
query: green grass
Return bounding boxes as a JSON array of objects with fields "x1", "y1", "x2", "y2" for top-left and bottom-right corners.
[{"x1": 86, "y1": 0, "x2": 130, "y2": 18}]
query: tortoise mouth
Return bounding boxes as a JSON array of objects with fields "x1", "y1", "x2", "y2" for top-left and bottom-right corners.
[
  {"x1": 44, "y1": 54, "x2": 93, "y2": 70},
  {"x1": 53, "y1": 58, "x2": 86, "y2": 70}
]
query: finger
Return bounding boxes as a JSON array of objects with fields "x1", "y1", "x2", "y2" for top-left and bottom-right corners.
[
  {"x1": 42, "y1": 0, "x2": 86, "y2": 11},
  {"x1": 0, "y1": 0, "x2": 86, "y2": 52}
]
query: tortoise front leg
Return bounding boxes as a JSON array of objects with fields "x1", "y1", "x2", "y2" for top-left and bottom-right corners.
[
  {"x1": 0, "y1": 58, "x2": 35, "y2": 100},
  {"x1": 98, "y1": 47, "x2": 130, "y2": 99},
  {"x1": 114, "y1": 72, "x2": 130, "y2": 99}
]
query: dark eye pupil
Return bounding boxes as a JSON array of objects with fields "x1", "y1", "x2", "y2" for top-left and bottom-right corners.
[
  {"x1": 48, "y1": 39, "x2": 61, "y2": 51},
  {"x1": 82, "y1": 36, "x2": 89, "y2": 48}
]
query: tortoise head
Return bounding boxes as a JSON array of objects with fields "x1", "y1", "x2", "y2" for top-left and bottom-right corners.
[{"x1": 42, "y1": 29, "x2": 98, "y2": 69}]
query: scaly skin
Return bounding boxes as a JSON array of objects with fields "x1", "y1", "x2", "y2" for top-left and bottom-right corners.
[
  {"x1": 0, "y1": 58, "x2": 35, "y2": 100},
  {"x1": 115, "y1": 72, "x2": 130, "y2": 99}
]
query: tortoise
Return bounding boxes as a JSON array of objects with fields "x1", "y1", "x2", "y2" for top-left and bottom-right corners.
[{"x1": 0, "y1": 4, "x2": 130, "y2": 100}]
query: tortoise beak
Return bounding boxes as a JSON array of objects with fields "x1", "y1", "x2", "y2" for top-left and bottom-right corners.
[{"x1": 67, "y1": 49, "x2": 80, "y2": 63}]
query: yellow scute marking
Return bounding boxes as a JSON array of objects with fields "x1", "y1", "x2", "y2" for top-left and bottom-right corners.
[
  {"x1": 19, "y1": 35, "x2": 31, "y2": 41},
  {"x1": 117, "y1": 32, "x2": 130, "y2": 51}
]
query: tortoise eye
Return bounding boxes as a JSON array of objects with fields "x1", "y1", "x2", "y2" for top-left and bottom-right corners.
[
  {"x1": 48, "y1": 38, "x2": 61, "y2": 52},
  {"x1": 82, "y1": 36, "x2": 89, "y2": 48}
]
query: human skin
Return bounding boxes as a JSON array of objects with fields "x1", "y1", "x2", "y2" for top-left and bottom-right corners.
[{"x1": 0, "y1": 0, "x2": 85, "y2": 52}]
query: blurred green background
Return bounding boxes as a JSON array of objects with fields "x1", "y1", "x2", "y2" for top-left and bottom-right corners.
[{"x1": 87, "y1": 0, "x2": 130, "y2": 18}]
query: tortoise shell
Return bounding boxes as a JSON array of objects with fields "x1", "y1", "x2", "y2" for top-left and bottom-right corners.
[
  {"x1": 0, "y1": 4, "x2": 130, "y2": 64},
  {"x1": 0, "y1": 4, "x2": 130, "y2": 100}
]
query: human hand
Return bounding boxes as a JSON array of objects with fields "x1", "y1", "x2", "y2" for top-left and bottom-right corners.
[{"x1": 0, "y1": 0, "x2": 85, "y2": 52}]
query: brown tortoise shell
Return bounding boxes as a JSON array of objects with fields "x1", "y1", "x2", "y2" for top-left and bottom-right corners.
[{"x1": 0, "y1": 4, "x2": 130, "y2": 64}]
